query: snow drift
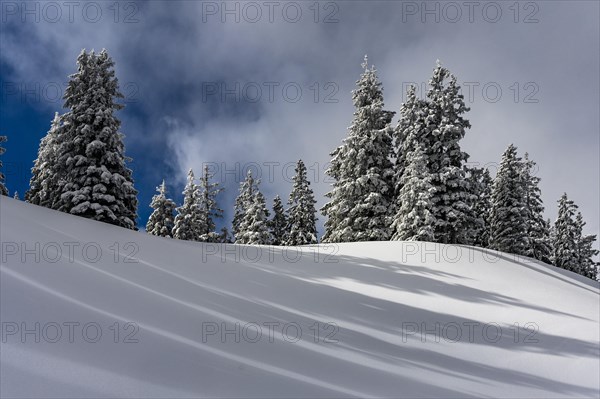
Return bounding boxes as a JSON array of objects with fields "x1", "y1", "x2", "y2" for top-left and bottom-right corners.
[{"x1": 1, "y1": 197, "x2": 598, "y2": 398}]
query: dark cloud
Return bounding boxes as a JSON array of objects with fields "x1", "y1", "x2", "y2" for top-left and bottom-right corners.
[{"x1": 1, "y1": 1, "x2": 598, "y2": 238}]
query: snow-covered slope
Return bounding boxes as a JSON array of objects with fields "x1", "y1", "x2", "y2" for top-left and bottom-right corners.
[{"x1": 1, "y1": 197, "x2": 598, "y2": 398}]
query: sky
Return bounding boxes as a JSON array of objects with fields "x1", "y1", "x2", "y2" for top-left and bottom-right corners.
[{"x1": 1, "y1": 0, "x2": 598, "y2": 240}]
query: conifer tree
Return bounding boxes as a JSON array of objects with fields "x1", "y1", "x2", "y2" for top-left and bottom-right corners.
[
  {"x1": 553, "y1": 196, "x2": 599, "y2": 279},
  {"x1": 521, "y1": 153, "x2": 552, "y2": 263},
  {"x1": 489, "y1": 144, "x2": 528, "y2": 255},
  {"x1": 54, "y1": 49, "x2": 138, "y2": 229},
  {"x1": 27, "y1": 112, "x2": 62, "y2": 207},
  {"x1": 146, "y1": 180, "x2": 177, "y2": 238},
  {"x1": 232, "y1": 170, "x2": 259, "y2": 241},
  {"x1": 424, "y1": 64, "x2": 473, "y2": 244},
  {"x1": 197, "y1": 165, "x2": 224, "y2": 242},
  {"x1": 0, "y1": 134, "x2": 8, "y2": 196},
  {"x1": 237, "y1": 191, "x2": 271, "y2": 245},
  {"x1": 270, "y1": 195, "x2": 287, "y2": 245},
  {"x1": 391, "y1": 145, "x2": 436, "y2": 241},
  {"x1": 13, "y1": 191, "x2": 19, "y2": 200},
  {"x1": 393, "y1": 85, "x2": 428, "y2": 196},
  {"x1": 173, "y1": 169, "x2": 202, "y2": 241},
  {"x1": 574, "y1": 212, "x2": 599, "y2": 279},
  {"x1": 286, "y1": 160, "x2": 318, "y2": 245},
  {"x1": 322, "y1": 56, "x2": 395, "y2": 242},
  {"x1": 552, "y1": 193, "x2": 579, "y2": 272}
]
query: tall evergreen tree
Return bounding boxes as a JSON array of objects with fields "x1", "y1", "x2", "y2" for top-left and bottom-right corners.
[
  {"x1": 552, "y1": 193, "x2": 580, "y2": 272},
  {"x1": 390, "y1": 145, "x2": 436, "y2": 241},
  {"x1": 553, "y1": 197, "x2": 599, "y2": 279},
  {"x1": 489, "y1": 144, "x2": 528, "y2": 255},
  {"x1": 0, "y1": 134, "x2": 8, "y2": 196},
  {"x1": 393, "y1": 84, "x2": 428, "y2": 197},
  {"x1": 321, "y1": 56, "x2": 395, "y2": 243},
  {"x1": 269, "y1": 195, "x2": 287, "y2": 245},
  {"x1": 574, "y1": 212, "x2": 599, "y2": 279},
  {"x1": 173, "y1": 169, "x2": 202, "y2": 241},
  {"x1": 27, "y1": 112, "x2": 62, "y2": 207},
  {"x1": 286, "y1": 160, "x2": 318, "y2": 246},
  {"x1": 232, "y1": 170, "x2": 259, "y2": 241},
  {"x1": 54, "y1": 49, "x2": 138, "y2": 229},
  {"x1": 424, "y1": 64, "x2": 473, "y2": 244},
  {"x1": 197, "y1": 165, "x2": 224, "y2": 242},
  {"x1": 237, "y1": 191, "x2": 271, "y2": 245},
  {"x1": 146, "y1": 180, "x2": 177, "y2": 238},
  {"x1": 521, "y1": 153, "x2": 552, "y2": 263}
]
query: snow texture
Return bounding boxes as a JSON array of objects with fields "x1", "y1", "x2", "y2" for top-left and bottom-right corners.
[{"x1": 1, "y1": 197, "x2": 598, "y2": 398}]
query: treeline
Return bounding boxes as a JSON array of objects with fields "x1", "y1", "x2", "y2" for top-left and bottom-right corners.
[
  {"x1": 0, "y1": 50, "x2": 597, "y2": 280},
  {"x1": 318, "y1": 56, "x2": 598, "y2": 279},
  {"x1": 146, "y1": 160, "x2": 318, "y2": 246}
]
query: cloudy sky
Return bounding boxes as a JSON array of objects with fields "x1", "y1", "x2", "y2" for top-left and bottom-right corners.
[{"x1": 1, "y1": 0, "x2": 598, "y2": 239}]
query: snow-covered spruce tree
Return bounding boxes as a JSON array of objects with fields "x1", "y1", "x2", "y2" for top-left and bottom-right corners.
[
  {"x1": 321, "y1": 56, "x2": 395, "y2": 243},
  {"x1": 391, "y1": 145, "x2": 436, "y2": 241},
  {"x1": 488, "y1": 144, "x2": 528, "y2": 255},
  {"x1": 54, "y1": 49, "x2": 138, "y2": 229},
  {"x1": 392, "y1": 84, "x2": 428, "y2": 197},
  {"x1": 13, "y1": 191, "x2": 19, "y2": 200},
  {"x1": 574, "y1": 212, "x2": 599, "y2": 279},
  {"x1": 146, "y1": 180, "x2": 177, "y2": 238},
  {"x1": 269, "y1": 195, "x2": 287, "y2": 245},
  {"x1": 464, "y1": 166, "x2": 492, "y2": 248},
  {"x1": 424, "y1": 64, "x2": 474, "y2": 244},
  {"x1": 232, "y1": 170, "x2": 259, "y2": 241},
  {"x1": 0, "y1": 134, "x2": 8, "y2": 196},
  {"x1": 286, "y1": 160, "x2": 318, "y2": 246},
  {"x1": 237, "y1": 191, "x2": 271, "y2": 245},
  {"x1": 553, "y1": 193, "x2": 580, "y2": 273},
  {"x1": 26, "y1": 112, "x2": 62, "y2": 207},
  {"x1": 173, "y1": 169, "x2": 202, "y2": 241},
  {"x1": 521, "y1": 153, "x2": 552, "y2": 263},
  {"x1": 197, "y1": 165, "x2": 224, "y2": 242}
]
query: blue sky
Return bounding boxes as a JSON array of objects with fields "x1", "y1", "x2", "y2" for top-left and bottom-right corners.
[{"x1": 1, "y1": 1, "x2": 598, "y2": 238}]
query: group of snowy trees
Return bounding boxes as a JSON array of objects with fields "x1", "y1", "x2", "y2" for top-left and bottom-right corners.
[
  {"x1": 1, "y1": 49, "x2": 596, "y2": 278},
  {"x1": 488, "y1": 145, "x2": 598, "y2": 278},
  {"x1": 23, "y1": 49, "x2": 138, "y2": 229},
  {"x1": 322, "y1": 58, "x2": 477, "y2": 244},
  {"x1": 147, "y1": 166, "x2": 224, "y2": 242},
  {"x1": 321, "y1": 56, "x2": 598, "y2": 279},
  {"x1": 322, "y1": 58, "x2": 478, "y2": 244},
  {"x1": 489, "y1": 146, "x2": 549, "y2": 260},
  {"x1": 147, "y1": 159, "x2": 318, "y2": 246}
]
